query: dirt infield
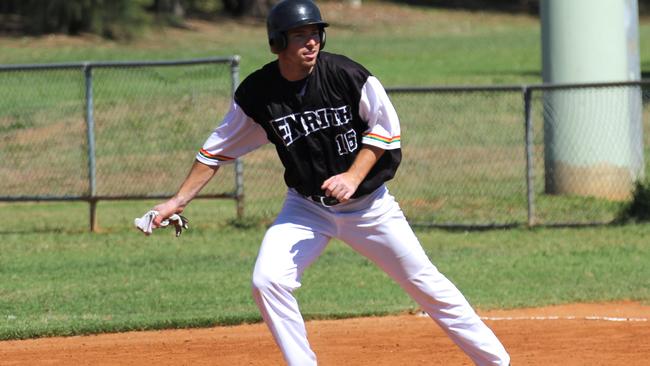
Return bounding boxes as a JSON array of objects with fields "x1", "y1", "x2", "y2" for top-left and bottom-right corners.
[{"x1": 2, "y1": 302, "x2": 649, "y2": 365}]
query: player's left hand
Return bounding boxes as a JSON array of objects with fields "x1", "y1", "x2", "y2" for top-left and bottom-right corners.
[{"x1": 321, "y1": 172, "x2": 361, "y2": 202}]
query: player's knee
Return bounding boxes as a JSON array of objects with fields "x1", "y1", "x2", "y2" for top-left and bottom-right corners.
[
  {"x1": 251, "y1": 269, "x2": 289, "y2": 295},
  {"x1": 251, "y1": 260, "x2": 302, "y2": 298},
  {"x1": 251, "y1": 271, "x2": 273, "y2": 293}
]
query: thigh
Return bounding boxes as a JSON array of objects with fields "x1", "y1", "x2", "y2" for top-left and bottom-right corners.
[
  {"x1": 253, "y1": 193, "x2": 334, "y2": 289},
  {"x1": 339, "y1": 193, "x2": 434, "y2": 283}
]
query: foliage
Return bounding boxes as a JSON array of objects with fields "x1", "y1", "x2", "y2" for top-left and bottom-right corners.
[
  {"x1": 6, "y1": 0, "x2": 650, "y2": 40},
  {"x1": 0, "y1": 0, "x2": 275, "y2": 38},
  {"x1": 390, "y1": 0, "x2": 539, "y2": 13},
  {"x1": 0, "y1": 0, "x2": 147, "y2": 39},
  {"x1": 147, "y1": 0, "x2": 186, "y2": 27},
  {"x1": 615, "y1": 180, "x2": 650, "y2": 223},
  {"x1": 376, "y1": 0, "x2": 650, "y2": 16}
]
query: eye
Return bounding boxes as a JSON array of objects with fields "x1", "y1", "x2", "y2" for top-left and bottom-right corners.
[
  {"x1": 288, "y1": 28, "x2": 320, "y2": 43},
  {"x1": 290, "y1": 33, "x2": 306, "y2": 41}
]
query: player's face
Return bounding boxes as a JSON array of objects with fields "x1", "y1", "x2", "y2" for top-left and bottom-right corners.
[{"x1": 280, "y1": 24, "x2": 321, "y2": 76}]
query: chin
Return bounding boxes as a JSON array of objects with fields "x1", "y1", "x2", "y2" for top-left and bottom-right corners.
[{"x1": 301, "y1": 60, "x2": 317, "y2": 69}]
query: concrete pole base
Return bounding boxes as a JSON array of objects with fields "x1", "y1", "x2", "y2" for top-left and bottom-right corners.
[{"x1": 545, "y1": 161, "x2": 634, "y2": 200}]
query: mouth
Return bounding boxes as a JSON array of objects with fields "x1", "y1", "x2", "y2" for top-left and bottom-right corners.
[{"x1": 303, "y1": 50, "x2": 318, "y2": 61}]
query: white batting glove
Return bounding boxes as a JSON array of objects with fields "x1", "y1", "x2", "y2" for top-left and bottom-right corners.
[
  {"x1": 164, "y1": 214, "x2": 189, "y2": 237},
  {"x1": 134, "y1": 210, "x2": 159, "y2": 235},
  {"x1": 134, "y1": 210, "x2": 189, "y2": 237}
]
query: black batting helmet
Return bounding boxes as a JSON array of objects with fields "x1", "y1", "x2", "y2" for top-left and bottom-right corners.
[{"x1": 267, "y1": 0, "x2": 329, "y2": 54}]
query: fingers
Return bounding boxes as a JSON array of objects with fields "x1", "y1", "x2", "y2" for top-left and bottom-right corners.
[
  {"x1": 322, "y1": 179, "x2": 347, "y2": 201},
  {"x1": 321, "y1": 174, "x2": 357, "y2": 202},
  {"x1": 152, "y1": 200, "x2": 183, "y2": 227},
  {"x1": 152, "y1": 215, "x2": 165, "y2": 228}
]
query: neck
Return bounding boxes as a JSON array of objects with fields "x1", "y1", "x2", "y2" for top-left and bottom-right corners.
[{"x1": 278, "y1": 59, "x2": 314, "y2": 81}]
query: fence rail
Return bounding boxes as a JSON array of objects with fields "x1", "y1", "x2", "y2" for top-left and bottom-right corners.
[{"x1": 1, "y1": 58, "x2": 648, "y2": 230}]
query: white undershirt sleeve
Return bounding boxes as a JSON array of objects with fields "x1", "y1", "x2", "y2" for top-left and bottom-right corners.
[
  {"x1": 358, "y1": 76, "x2": 401, "y2": 150},
  {"x1": 196, "y1": 101, "x2": 269, "y2": 166}
]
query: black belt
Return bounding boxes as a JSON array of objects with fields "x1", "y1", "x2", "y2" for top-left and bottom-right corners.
[{"x1": 309, "y1": 195, "x2": 340, "y2": 207}]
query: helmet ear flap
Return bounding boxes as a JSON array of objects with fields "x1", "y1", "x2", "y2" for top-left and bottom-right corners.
[
  {"x1": 269, "y1": 31, "x2": 288, "y2": 54},
  {"x1": 319, "y1": 28, "x2": 326, "y2": 50}
]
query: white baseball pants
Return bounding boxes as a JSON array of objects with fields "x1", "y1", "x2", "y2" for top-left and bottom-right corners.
[{"x1": 251, "y1": 185, "x2": 510, "y2": 366}]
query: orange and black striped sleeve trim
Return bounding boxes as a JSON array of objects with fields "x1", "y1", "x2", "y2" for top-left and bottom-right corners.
[{"x1": 198, "y1": 148, "x2": 235, "y2": 163}]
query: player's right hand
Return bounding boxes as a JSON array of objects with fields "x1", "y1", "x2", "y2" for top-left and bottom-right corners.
[{"x1": 152, "y1": 198, "x2": 184, "y2": 228}]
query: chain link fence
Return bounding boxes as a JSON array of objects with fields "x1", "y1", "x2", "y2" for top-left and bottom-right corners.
[
  {"x1": 241, "y1": 82, "x2": 649, "y2": 228},
  {"x1": 1, "y1": 58, "x2": 648, "y2": 229},
  {"x1": 528, "y1": 82, "x2": 647, "y2": 226},
  {"x1": 0, "y1": 57, "x2": 241, "y2": 230},
  {"x1": 240, "y1": 85, "x2": 533, "y2": 227}
]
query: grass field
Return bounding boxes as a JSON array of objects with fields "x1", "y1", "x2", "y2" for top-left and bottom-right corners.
[
  {"x1": 1, "y1": 2, "x2": 650, "y2": 340},
  {"x1": 1, "y1": 200, "x2": 649, "y2": 340},
  {"x1": 0, "y1": 2, "x2": 543, "y2": 85}
]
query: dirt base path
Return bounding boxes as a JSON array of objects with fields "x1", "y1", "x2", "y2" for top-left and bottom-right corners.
[{"x1": 2, "y1": 302, "x2": 649, "y2": 365}]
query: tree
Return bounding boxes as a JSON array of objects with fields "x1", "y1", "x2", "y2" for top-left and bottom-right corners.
[
  {"x1": 222, "y1": 0, "x2": 277, "y2": 17},
  {"x1": 0, "y1": 0, "x2": 146, "y2": 39},
  {"x1": 149, "y1": 0, "x2": 186, "y2": 26}
]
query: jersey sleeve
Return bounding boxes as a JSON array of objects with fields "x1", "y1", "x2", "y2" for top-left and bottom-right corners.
[
  {"x1": 196, "y1": 101, "x2": 269, "y2": 166},
  {"x1": 358, "y1": 76, "x2": 401, "y2": 150}
]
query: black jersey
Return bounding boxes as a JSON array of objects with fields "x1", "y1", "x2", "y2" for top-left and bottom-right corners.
[{"x1": 197, "y1": 52, "x2": 402, "y2": 198}]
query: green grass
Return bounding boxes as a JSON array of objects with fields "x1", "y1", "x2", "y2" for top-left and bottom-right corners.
[
  {"x1": 2, "y1": 3, "x2": 650, "y2": 85},
  {"x1": 2, "y1": 2, "x2": 650, "y2": 340},
  {"x1": 0, "y1": 4, "x2": 542, "y2": 85},
  {"x1": 1, "y1": 201, "x2": 649, "y2": 340}
]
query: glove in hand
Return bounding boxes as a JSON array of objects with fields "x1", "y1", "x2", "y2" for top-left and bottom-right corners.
[
  {"x1": 164, "y1": 214, "x2": 189, "y2": 237},
  {"x1": 134, "y1": 210, "x2": 189, "y2": 237}
]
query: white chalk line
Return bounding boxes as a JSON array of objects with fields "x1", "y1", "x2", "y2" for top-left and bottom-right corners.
[
  {"x1": 414, "y1": 312, "x2": 648, "y2": 322},
  {"x1": 479, "y1": 315, "x2": 648, "y2": 322}
]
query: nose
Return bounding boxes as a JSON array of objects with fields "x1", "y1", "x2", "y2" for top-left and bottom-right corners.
[{"x1": 306, "y1": 34, "x2": 319, "y2": 47}]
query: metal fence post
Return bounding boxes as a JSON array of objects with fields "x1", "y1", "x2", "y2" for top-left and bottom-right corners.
[
  {"x1": 523, "y1": 86, "x2": 536, "y2": 227},
  {"x1": 84, "y1": 63, "x2": 98, "y2": 232},
  {"x1": 231, "y1": 56, "x2": 244, "y2": 220}
]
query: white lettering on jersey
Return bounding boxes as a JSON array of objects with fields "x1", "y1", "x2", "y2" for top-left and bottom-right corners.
[
  {"x1": 270, "y1": 105, "x2": 352, "y2": 146},
  {"x1": 335, "y1": 129, "x2": 358, "y2": 155}
]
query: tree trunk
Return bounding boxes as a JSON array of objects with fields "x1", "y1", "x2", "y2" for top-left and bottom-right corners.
[
  {"x1": 153, "y1": 0, "x2": 185, "y2": 18},
  {"x1": 223, "y1": 0, "x2": 277, "y2": 18}
]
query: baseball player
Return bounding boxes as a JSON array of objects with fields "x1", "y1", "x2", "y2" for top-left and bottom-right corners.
[{"x1": 139, "y1": 0, "x2": 510, "y2": 365}]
